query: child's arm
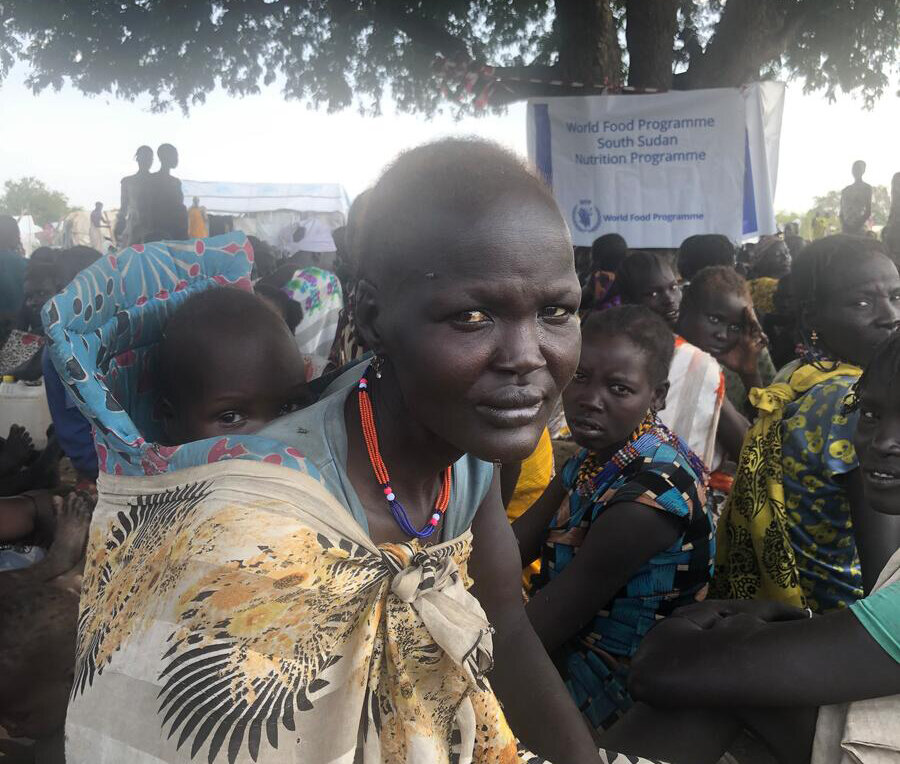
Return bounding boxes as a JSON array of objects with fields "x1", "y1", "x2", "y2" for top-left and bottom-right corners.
[
  {"x1": 512, "y1": 473, "x2": 567, "y2": 568},
  {"x1": 469, "y1": 476, "x2": 602, "y2": 764},
  {"x1": 716, "y1": 396, "x2": 749, "y2": 461},
  {"x1": 629, "y1": 605, "x2": 900, "y2": 709},
  {"x1": 525, "y1": 501, "x2": 682, "y2": 654}
]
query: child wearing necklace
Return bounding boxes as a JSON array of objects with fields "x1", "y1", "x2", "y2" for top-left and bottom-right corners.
[{"x1": 515, "y1": 305, "x2": 715, "y2": 734}]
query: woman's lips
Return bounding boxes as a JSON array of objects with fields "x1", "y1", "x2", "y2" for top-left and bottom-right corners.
[
  {"x1": 569, "y1": 416, "x2": 605, "y2": 438},
  {"x1": 864, "y1": 466, "x2": 900, "y2": 491},
  {"x1": 475, "y1": 388, "x2": 545, "y2": 428},
  {"x1": 474, "y1": 402, "x2": 543, "y2": 428}
]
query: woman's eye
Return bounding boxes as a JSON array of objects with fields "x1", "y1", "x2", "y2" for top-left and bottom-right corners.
[
  {"x1": 455, "y1": 310, "x2": 491, "y2": 325},
  {"x1": 859, "y1": 408, "x2": 879, "y2": 423},
  {"x1": 573, "y1": 369, "x2": 588, "y2": 382},
  {"x1": 707, "y1": 315, "x2": 720, "y2": 324},
  {"x1": 890, "y1": 292, "x2": 900, "y2": 302},
  {"x1": 540, "y1": 306, "x2": 571, "y2": 320},
  {"x1": 217, "y1": 411, "x2": 247, "y2": 426}
]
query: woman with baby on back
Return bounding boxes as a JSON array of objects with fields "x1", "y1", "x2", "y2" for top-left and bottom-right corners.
[{"x1": 61, "y1": 139, "x2": 669, "y2": 764}]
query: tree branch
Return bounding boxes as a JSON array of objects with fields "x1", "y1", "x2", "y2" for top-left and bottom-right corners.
[{"x1": 676, "y1": 0, "x2": 802, "y2": 89}]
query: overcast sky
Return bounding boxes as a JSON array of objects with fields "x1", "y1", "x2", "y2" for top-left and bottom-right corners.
[{"x1": 0, "y1": 62, "x2": 897, "y2": 214}]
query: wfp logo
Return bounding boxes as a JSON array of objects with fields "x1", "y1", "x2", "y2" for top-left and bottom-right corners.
[{"x1": 572, "y1": 200, "x2": 601, "y2": 233}]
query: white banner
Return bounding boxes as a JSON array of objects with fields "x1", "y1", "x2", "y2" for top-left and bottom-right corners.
[{"x1": 527, "y1": 86, "x2": 782, "y2": 248}]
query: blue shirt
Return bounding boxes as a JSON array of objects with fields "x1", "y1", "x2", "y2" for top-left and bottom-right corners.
[{"x1": 42, "y1": 347, "x2": 98, "y2": 478}]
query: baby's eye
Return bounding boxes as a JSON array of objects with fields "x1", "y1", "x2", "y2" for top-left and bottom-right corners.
[
  {"x1": 859, "y1": 408, "x2": 879, "y2": 423},
  {"x1": 706, "y1": 314, "x2": 720, "y2": 324},
  {"x1": 217, "y1": 411, "x2": 247, "y2": 426},
  {"x1": 853, "y1": 299, "x2": 871, "y2": 308},
  {"x1": 573, "y1": 369, "x2": 588, "y2": 383},
  {"x1": 610, "y1": 384, "x2": 632, "y2": 396}
]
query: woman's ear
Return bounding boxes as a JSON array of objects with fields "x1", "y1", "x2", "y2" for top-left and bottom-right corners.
[
  {"x1": 651, "y1": 379, "x2": 670, "y2": 413},
  {"x1": 353, "y1": 278, "x2": 383, "y2": 354},
  {"x1": 158, "y1": 396, "x2": 178, "y2": 446}
]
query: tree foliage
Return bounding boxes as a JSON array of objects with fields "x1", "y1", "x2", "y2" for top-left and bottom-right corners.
[
  {"x1": 778, "y1": 183, "x2": 891, "y2": 239},
  {"x1": 0, "y1": 1, "x2": 897, "y2": 115},
  {"x1": 0, "y1": 177, "x2": 71, "y2": 227}
]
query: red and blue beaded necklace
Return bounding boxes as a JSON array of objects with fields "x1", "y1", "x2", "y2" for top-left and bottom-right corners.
[{"x1": 358, "y1": 374, "x2": 452, "y2": 539}]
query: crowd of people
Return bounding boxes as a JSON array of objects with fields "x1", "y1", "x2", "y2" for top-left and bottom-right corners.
[{"x1": 0, "y1": 141, "x2": 898, "y2": 764}]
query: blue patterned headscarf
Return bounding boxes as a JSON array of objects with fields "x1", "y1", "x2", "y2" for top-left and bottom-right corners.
[{"x1": 42, "y1": 233, "x2": 318, "y2": 478}]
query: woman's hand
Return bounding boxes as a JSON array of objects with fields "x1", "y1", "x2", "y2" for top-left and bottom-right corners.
[{"x1": 715, "y1": 307, "x2": 768, "y2": 380}]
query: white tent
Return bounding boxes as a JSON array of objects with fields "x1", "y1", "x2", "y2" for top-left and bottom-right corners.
[
  {"x1": 15, "y1": 214, "x2": 41, "y2": 256},
  {"x1": 181, "y1": 180, "x2": 351, "y2": 253}
]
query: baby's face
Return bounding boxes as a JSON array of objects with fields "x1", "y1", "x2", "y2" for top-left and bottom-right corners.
[{"x1": 168, "y1": 333, "x2": 310, "y2": 444}]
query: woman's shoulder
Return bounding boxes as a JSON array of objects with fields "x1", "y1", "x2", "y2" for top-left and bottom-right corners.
[
  {"x1": 256, "y1": 362, "x2": 365, "y2": 461},
  {"x1": 611, "y1": 440, "x2": 706, "y2": 519}
]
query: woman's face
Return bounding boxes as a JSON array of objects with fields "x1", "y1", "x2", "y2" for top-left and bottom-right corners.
[
  {"x1": 812, "y1": 254, "x2": 900, "y2": 367},
  {"x1": 361, "y1": 197, "x2": 581, "y2": 463},
  {"x1": 854, "y1": 370, "x2": 900, "y2": 516},
  {"x1": 563, "y1": 333, "x2": 667, "y2": 456},
  {"x1": 755, "y1": 242, "x2": 791, "y2": 278},
  {"x1": 678, "y1": 290, "x2": 748, "y2": 356},
  {"x1": 635, "y1": 263, "x2": 682, "y2": 327}
]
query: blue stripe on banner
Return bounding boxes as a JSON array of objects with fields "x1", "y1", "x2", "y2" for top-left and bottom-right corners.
[
  {"x1": 533, "y1": 103, "x2": 553, "y2": 188},
  {"x1": 742, "y1": 129, "x2": 758, "y2": 236}
]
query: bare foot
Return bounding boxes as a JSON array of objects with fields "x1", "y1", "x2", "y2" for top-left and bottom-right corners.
[
  {"x1": 0, "y1": 425, "x2": 34, "y2": 475},
  {"x1": 31, "y1": 493, "x2": 93, "y2": 581}
]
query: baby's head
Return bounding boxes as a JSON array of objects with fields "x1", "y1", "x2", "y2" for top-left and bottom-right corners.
[
  {"x1": 677, "y1": 234, "x2": 735, "y2": 283},
  {"x1": 564, "y1": 306, "x2": 673, "y2": 456},
  {"x1": 157, "y1": 287, "x2": 308, "y2": 444},
  {"x1": 678, "y1": 265, "x2": 751, "y2": 357}
]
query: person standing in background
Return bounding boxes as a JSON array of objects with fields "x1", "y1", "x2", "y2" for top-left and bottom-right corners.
[
  {"x1": 840, "y1": 160, "x2": 873, "y2": 235},
  {"x1": 0, "y1": 215, "x2": 26, "y2": 332},
  {"x1": 88, "y1": 202, "x2": 111, "y2": 253},
  {"x1": 115, "y1": 145, "x2": 154, "y2": 246},
  {"x1": 187, "y1": 196, "x2": 209, "y2": 239}
]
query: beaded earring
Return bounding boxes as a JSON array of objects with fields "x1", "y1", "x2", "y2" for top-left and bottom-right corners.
[{"x1": 371, "y1": 354, "x2": 385, "y2": 379}]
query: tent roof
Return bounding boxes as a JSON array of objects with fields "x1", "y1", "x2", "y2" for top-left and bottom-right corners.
[{"x1": 181, "y1": 180, "x2": 351, "y2": 216}]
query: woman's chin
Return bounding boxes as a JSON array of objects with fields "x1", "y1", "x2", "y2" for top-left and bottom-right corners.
[{"x1": 466, "y1": 423, "x2": 548, "y2": 464}]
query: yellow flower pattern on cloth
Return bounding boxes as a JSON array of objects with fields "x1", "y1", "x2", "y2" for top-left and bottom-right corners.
[{"x1": 67, "y1": 462, "x2": 527, "y2": 764}]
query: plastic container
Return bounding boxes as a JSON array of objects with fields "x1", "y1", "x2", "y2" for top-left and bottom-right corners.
[{"x1": 0, "y1": 379, "x2": 53, "y2": 449}]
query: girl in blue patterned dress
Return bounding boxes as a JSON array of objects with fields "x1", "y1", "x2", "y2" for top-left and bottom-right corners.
[{"x1": 514, "y1": 305, "x2": 715, "y2": 732}]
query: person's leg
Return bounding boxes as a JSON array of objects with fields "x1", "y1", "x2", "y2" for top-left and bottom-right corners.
[
  {"x1": 738, "y1": 706, "x2": 818, "y2": 764},
  {"x1": 0, "y1": 492, "x2": 91, "y2": 594},
  {"x1": 0, "y1": 495, "x2": 39, "y2": 541},
  {"x1": 599, "y1": 702, "x2": 742, "y2": 764}
]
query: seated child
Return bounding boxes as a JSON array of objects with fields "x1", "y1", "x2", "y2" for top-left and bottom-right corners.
[
  {"x1": 678, "y1": 266, "x2": 775, "y2": 416},
  {"x1": 613, "y1": 253, "x2": 750, "y2": 504},
  {"x1": 0, "y1": 490, "x2": 92, "y2": 758},
  {"x1": 605, "y1": 331, "x2": 900, "y2": 764},
  {"x1": 156, "y1": 286, "x2": 311, "y2": 444},
  {"x1": 513, "y1": 305, "x2": 714, "y2": 733}
]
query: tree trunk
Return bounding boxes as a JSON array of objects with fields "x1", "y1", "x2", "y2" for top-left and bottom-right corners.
[
  {"x1": 625, "y1": 0, "x2": 677, "y2": 89},
  {"x1": 678, "y1": 0, "x2": 791, "y2": 89},
  {"x1": 554, "y1": 0, "x2": 622, "y2": 87}
]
